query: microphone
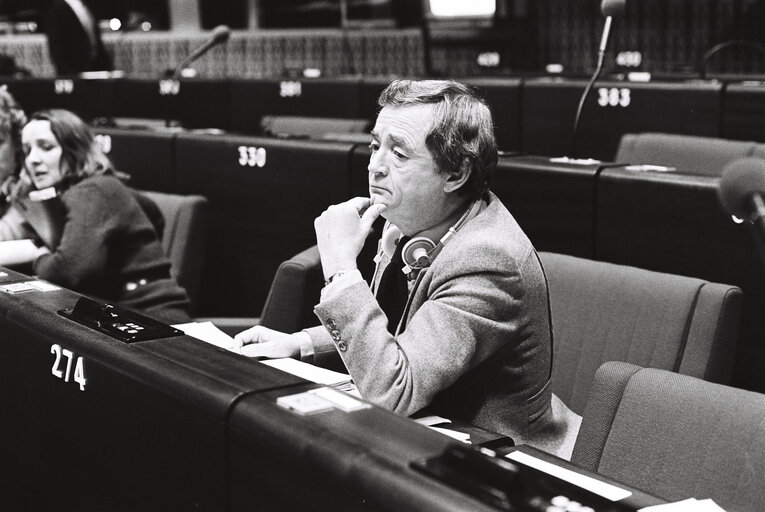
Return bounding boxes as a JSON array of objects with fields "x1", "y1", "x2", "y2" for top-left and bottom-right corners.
[
  {"x1": 719, "y1": 158, "x2": 765, "y2": 264},
  {"x1": 171, "y1": 25, "x2": 231, "y2": 81},
  {"x1": 569, "y1": 0, "x2": 626, "y2": 158},
  {"x1": 165, "y1": 25, "x2": 230, "y2": 128}
]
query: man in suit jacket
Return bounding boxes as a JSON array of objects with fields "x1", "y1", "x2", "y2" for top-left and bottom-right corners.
[
  {"x1": 235, "y1": 79, "x2": 580, "y2": 458},
  {"x1": 44, "y1": 0, "x2": 112, "y2": 75}
]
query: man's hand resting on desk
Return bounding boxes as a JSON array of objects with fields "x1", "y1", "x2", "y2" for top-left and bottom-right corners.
[{"x1": 233, "y1": 325, "x2": 301, "y2": 358}]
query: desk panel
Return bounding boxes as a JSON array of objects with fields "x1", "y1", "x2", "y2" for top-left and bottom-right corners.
[
  {"x1": 174, "y1": 134, "x2": 355, "y2": 315},
  {"x1": 522, "y1": 79, "x2": 722, "y2": 161},
  {"x1": 493, "y1": 155, "x2": 608, "y2": 258},
  {"x1": 0, "y1": 275, "x2": 304, "y2": 510},
  {"x1": 722, "y1": 81, "x2": 765, "y2": 142},
  {"x1": 112, "y1": 78, "x2": 231, "y2": 130},
  {"x1": 228, "y1": 78, "x2": 362, "y2": 134},
  {"x1": 229, "y1": 386, "x2": 497, "y2": 512},
  {"x1": 93, "y1": 127, "x2": 176, "y2": 192},
  {"x1": 596, "y1": 168, "x2": 765, "y2": 394},
  {"x1": 0, "y1": 77, "x2": 115, "y2": 122},
  {"x1": 0, "y1": 270, "x2": 660, "y2": 511}
]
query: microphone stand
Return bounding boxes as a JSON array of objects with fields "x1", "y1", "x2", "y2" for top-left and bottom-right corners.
[
  {"x1": 164, "y1": 27, "x2": 231, "y2": 128},
  {"x1": 569, "y1": 16, "x2": 612, "y2": 159}
]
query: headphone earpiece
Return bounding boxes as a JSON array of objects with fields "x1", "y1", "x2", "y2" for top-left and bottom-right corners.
[
  {"x1": 401, "y1": 237, "x2": 437, "y2": 269},
  {"x1": 377, "y1": 199, "x2": 481, "y2": 274}
]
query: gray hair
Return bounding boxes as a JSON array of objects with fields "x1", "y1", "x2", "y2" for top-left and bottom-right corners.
[{"x1": 377, "y1": 79, "x2": 498, "y2": 199}]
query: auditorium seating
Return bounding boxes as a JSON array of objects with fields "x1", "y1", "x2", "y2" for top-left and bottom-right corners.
[
  {"x1": 492, "y1": 155, "x2": 606, "y2": 258},
  {"x1": 229, "y1": 77, "x2": 365, "y2": 135},
  {"x1": 722, "y1": 81, "x2": 765, "y2": 143},
  {"x1": 258, "y1": 245, "x2": 323, "y2": 334},
  {"x1": 614, "y1": 132, "x2": 764, "y2": 176},
  {"x1": 571, "y1": 362, "x2": 765, "y2": 512},
  {"x1": 260, "y1": 115, "x2": 370, "y2": 140},
  {"x1": 3, "y1": 270, "x2": 645, "y2": 511},
  {"x1": 539, "y1": 252, "x2": 743, "y2": 415},
  {"x1": 94, "y1": 126, "x2": 177, "y2": 192},
  {"x1": 140, "y1": 190, "x2": 209, "y2": 315},
  {"x1": 595, "y1": 166, "x2": 765, "y2": 395},
  {"x1": 522, "y1": 78, "x2": 723, "y2": 160},
  {"x1": 173, "y1": 133, "x2": 360, "y2": 316}
]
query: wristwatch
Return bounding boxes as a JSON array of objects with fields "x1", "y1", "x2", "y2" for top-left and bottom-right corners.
[{"x1": 324, "y1": 269, "x2": 352, "y2": 287}]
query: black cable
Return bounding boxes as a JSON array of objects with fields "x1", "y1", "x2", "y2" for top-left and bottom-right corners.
[
  {"x1": 699, "y1": 39, "x2": 765, "y2": 79},
  {"x1": 569, "y1": 43, "x2": 607, "y2": 159}
]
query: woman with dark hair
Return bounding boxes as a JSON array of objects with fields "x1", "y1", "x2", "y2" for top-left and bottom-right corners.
[{"x1": 7, "y1": 108, "x2": 190, "y2": 323}]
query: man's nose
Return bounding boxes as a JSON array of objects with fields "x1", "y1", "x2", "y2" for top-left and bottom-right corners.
[{"x1": 368, "y1": 151, "x2": 387, "y2": 175}]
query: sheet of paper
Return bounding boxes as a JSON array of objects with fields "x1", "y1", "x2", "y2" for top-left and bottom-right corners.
[
  {"x1": 414, "y1": 415, "x2": 452, "y2": 426},
  {"x1": 173, "y1": 321, "x2": 235, "y2": 350},
  {"x1": 639, "y1": 498, "x2": 727, "y2": 512},
  {"x1": 261, "y1": 357, "x2": 352, "y2": 386},
  {"x1": 429, "y1": 426, "x2": 470, "y2": 443},
  {"x1": 506, "y1": 451, "x2": 632, "y2": 501},
  {"x1": 0, "y1": 239, "x2": 40, "y2": 267},
  {"x1": 309, "y1": 387, "x2": 369, "y2": 412}
]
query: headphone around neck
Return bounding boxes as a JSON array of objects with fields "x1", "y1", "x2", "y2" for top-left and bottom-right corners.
[{"x1": 380, "y1": 199, "x2": 481, "y2": 275}]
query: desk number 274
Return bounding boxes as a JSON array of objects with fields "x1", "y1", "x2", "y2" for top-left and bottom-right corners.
[{"x1": 51, "y1": 344, "x2": 87, "y2": 391}]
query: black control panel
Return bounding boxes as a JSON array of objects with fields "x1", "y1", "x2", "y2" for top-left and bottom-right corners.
[{"x1": 59, "y1": 296, "x2": 184, "y2": 343}]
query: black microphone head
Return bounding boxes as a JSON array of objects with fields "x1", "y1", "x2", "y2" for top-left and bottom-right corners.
[
  {"x1": 601, "y1": 0, "x2": 626, "y2": 17},
  {"x1": 211, "y1": 25, "x2": 231, "y2": 44},
  {"x1": 719, "y1": 158, "x2": 765, "y2": 218}
]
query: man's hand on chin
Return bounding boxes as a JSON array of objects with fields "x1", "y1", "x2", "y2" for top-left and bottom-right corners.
[{"x1": 314, "y1": 197, "x2": 386, "y2": 279}]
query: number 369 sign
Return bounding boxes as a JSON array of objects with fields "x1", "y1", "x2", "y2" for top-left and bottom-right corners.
[{"x1": 51, "y1": 344, "x2": 87, "y2": 391}]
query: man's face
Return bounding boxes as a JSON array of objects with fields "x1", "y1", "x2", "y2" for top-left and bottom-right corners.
[{"x1": 368, "y1": 104, "x2": 452, "y2": 235}]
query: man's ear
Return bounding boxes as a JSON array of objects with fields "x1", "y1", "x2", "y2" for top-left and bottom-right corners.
[{"x1": 443, "y1": 157, "x2": 471, "y2": 193}]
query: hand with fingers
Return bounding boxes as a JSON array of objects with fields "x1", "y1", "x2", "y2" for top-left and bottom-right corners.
[
  {"x1": 314, "y1": 196, "x2": 387, "y2": 280},
  {"x1": 233, "y1": 325, "x2": 301, "y2": 358}
]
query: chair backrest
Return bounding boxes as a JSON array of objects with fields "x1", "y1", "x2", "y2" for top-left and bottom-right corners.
[
  {"x1": 139, "y1": 190, "x2": 208, "y2": 315},
  {"x1": 615, "y1": 132, "x2": 763, "y2": 176},
  {"x1": 258, "y1": 244, "x2": 323, "y2": 333},
  {"x1": 539, "y1": 252, "x2": 742, "y2": 415},
  {"x1": 572, "y1": 361, "x2": 765, "y2": 512}
]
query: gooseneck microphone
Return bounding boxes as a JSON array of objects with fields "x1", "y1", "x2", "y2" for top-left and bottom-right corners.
[
  {"x1": 165, "y1": 25, "x2": 231, "y2": 127},
  {"x1": 569, "y1": 0, "x2": 626, "y2": 158},
  {"x1": 719, "y1": 158, "x2": 765, "y2": 265},
  {"x1": 171, "y1": 25, "x2": 231, "y2": 81}
]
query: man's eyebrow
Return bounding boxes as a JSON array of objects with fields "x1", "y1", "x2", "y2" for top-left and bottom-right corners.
[{"x1": 388, "y1": 133, "x2": 412, "y2": 151}]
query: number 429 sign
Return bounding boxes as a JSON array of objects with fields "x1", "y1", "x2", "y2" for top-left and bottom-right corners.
[{"x1": 51, "y1": 344, "x2": 87, "y2": 391}]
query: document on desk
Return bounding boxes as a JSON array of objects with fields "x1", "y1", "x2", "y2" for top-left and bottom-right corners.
[
  {"x1": 261, "y1": 358, "x2": 350, "y2": 386},
  {"x1": 173, "y1": 321, "x2": 236, "y2": 350},
  {"x1": 638, "y1": 498, "x2": 727, "y2": 511},
  {"x1": 172, "y1": 323, "x2": 359, "y2": 395},
  {"x1": 506, "y1": 451, "x2": 632, "y2": 501}
]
